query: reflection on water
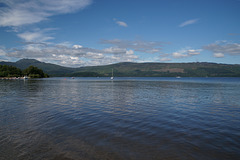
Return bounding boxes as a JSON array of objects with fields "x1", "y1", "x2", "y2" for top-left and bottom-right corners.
[{"x1": 0, "y1": 77, "x2": 240, "y2": 160}]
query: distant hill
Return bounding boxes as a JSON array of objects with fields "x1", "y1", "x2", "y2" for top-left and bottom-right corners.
[
  {"x1": 0, "y1": 59, "x2": 77, "y2": 76},
  {"x1": 1, "y1": 59, "x2": 240, "y2": 77},
  {"x1": 78, "y1": 62, "x2": 240, "y2": 77}
]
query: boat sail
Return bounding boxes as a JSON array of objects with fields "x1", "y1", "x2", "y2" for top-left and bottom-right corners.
[{"x1": 111, "y1": 69, "x2": 114, "y2": 80}]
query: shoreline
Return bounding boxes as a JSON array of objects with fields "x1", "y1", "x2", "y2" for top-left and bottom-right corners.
[{"x1": 0, "y1": 76, "x2": 28, "y2": 80}]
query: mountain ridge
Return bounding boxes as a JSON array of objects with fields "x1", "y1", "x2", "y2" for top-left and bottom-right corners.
[{"x1": 1, "y1": 59, "x2": 240, "y2": 77}]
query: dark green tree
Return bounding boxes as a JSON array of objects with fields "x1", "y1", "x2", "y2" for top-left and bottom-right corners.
[
  {"x1": 23, "y1": 66, "x2": 49, "y2": 78},
  {"x1": 0, "y1": 65, "x2": 23, "y2": 77}
]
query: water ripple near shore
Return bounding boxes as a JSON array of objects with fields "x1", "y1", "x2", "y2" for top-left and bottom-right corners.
[{"x1": 0, "y1": 77, "x2": 240, "y2": 160}]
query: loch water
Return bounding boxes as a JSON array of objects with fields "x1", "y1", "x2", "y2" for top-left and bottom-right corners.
[{"x1": 0, "y1": 77, "x2": 240, "y2": 160}]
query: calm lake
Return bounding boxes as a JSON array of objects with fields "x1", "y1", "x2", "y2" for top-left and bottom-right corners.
[{"x1": 0, "y1": 77, "x2": 240, "y2": 160}]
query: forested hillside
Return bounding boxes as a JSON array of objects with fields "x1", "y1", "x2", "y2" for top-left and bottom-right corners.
[{"x1": 1, "y1": 59, "x2": 240, "y2": 77}]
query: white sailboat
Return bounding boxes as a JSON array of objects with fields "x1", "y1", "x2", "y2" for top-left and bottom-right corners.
[{"x1": 111, "y1": 69, "x2": 114, "y2": 80}]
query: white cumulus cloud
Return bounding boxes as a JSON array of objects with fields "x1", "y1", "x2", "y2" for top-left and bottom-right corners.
[
  {"x1": 116, "y1": 21, "x2": 128, "y2": 27},
  {"x1": 214, "y1": 53, "x2": 224, "y2": 58},
  {"x1": 172, "y1": 48, "x2": 201, "y2": 58},
  {"x1": 179, "y1": 19, "x2": 199, "y2": 27},
  {"x1": 73, "y1": 45, "x2": 83, "y2": 49},
  {"x1": 173, "y1": 52, "x2": 188, "y2": 58},
  {"x1": 101, "y1": 39, "x2": 164, "y2": 53},
  {"x1": 203, "y1": 41, "x2": 240, "y2": 57},
  {"x1": 160, "y1": 57, "x2": 171, "y2": 61},
  {"x1": 113, "y1": 18, "x2": 128, "y2": 27}
]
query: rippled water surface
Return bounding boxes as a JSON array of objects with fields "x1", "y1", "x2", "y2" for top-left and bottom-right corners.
[{"x1": 0, "y1": 77, "x2": 240, "y2": 160}]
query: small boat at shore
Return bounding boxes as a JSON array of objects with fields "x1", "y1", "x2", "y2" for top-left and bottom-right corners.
[{"x1": 23, "y1": 76, "x2": 29, "y2": 79}]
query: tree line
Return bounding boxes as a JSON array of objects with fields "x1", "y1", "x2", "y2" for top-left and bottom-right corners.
[{"x1": 0, "y1": 65, "x2": 49, "y2": 78}]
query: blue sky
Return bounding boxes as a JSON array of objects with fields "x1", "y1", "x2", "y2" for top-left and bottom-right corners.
[{"x1": 0, "y1": 0, "x2": 240, "y2": 67}]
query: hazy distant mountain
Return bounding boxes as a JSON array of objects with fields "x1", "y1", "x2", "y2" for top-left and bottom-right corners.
[{"x1": 1, "y1": 59, "x2": 240, "y2": 77}]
